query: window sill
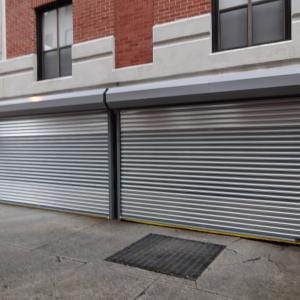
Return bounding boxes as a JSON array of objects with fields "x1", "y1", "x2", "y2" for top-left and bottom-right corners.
[
  {"x1": 35, "y1": 75, "x2": 72, "y2": 83},
  {"x1": 210, "y1": 39, "x2": 293, "y2": 55}
]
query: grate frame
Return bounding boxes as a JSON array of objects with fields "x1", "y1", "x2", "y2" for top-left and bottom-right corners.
[{"x1": 106, "y1": 234, "x2": 226, "y2": 280}]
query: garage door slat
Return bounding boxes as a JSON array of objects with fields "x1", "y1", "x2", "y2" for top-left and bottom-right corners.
[
  {"x1": 0, "y1": 111, "x2": 109, "y2": 216},
  {"x1": 120, "y1": 99, "x2": 300, "y2": 242}
]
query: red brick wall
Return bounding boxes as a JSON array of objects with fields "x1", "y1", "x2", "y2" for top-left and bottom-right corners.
[
  {"x1": 114, "y1": 0, "x2": 153, "y2": 68},
  {"x1": 154, "y1": 0, "x2": 211, "y2": 24},
  {"x1": 6, "y1": 0, "x2": 211, "y2": 65},
  {"x1": 6, "y1": 0, "x2": 114, "y2": 59},
  {"x1": 6, "y1": 0, "x2": 35, "y2": 58},
  {"x1": 31, "y1": 0, "x2": 55, "y2": 7},
  {"x1": 73, "y1": 0, "x2": 114, "y2": 43}
]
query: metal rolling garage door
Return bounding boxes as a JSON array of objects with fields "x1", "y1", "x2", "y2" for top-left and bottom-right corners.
[
  {"x1": 120, "y1": 98, "x2": 300, "y2": 242},
  {"x1": 0, "y1": 111, "x2": 110, "y2": 216}
]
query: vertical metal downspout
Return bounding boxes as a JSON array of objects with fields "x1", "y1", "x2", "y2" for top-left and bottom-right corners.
[
  {"x1": 103, "y1": 88, "x2": 120, "y2": 220},
  {"x1": 115, "y1": 110, "x2": 121, "y2": 220}
]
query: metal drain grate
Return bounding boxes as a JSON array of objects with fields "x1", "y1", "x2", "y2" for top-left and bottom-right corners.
[{"x1": 106, "y1": 234, "x2": 225, "y2": 280}]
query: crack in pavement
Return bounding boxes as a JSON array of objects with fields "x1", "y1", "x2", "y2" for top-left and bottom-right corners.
[
  {"x1": 224, "y1": 247, "x2": 249, "y2": 259},
  {"x1": 267, "y1": 254, "x2": 284, "y2": 272},
  {"x1": 133, "y1": 276, "x2": 161, "y2": 300},
  {"x1": 229, "y1": 237, "x2": 241, "y2": 246},
  {"x1": 55, "y1": 255, "x2": 88, "y2": 264},
  {"x1": 133, "y1": 276, "x2": 234, "y2": 300},
  {"x1": 195, "y1": 282, "x2": 237, "y2": 300},
  {"x1": 242, "y1": 256, "x2": 261, "y2": 264},
  {"x1": 50, "y1": 258, "x2": 90, "y2": 300}
]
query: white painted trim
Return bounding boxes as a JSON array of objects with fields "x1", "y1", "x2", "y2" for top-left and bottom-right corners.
[
  {"x1": 0, "y1": 0, "x2": 6, "y2": 60},
  {"x1": 72, "y1": 36, "x2": 115, "y2": 63}
]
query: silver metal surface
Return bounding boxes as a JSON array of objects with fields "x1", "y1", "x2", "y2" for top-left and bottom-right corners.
[
  {"x1": 106, "y1": 67, "x2": 300, "y2": 109},
  {"x1": 120, "y1": 98, "x2": 300, "y2": 241},
  {"x1": 0, "y1": 111, "x2": 109, "y2": 216},
  {"x1": 0, "y1": 89, "x2": 105, "y2": 117}
]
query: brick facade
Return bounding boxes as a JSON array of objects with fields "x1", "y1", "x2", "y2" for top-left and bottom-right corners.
[
  {"x1": 31, "y1": 0, "x2": 55, "y2": 7},
  {"x1": 114, "y1": 0, "x2": 153, "y2": 68},
  {"x1": 154, "y1": 0, "x2": 211, "y2": 24},
  {"x1": 6, "y1": 0, "x2": 35, "y2": 59},
  {"x1": 6, "y1": 0, "x2": 211, "y2": 66},
  {"x1": 73, "y1": 0, "x2": 114, "y2": 43}
]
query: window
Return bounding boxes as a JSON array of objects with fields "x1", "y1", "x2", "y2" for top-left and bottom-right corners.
[
  {"x1": 37, "y1": 1, "x2": 73, "y2": 80},
  {"x1": 212, "y1": 0, "x2": 291, "y2": 52}
]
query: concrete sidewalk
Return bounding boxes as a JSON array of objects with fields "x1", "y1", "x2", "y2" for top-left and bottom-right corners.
[{"x1": 0, "y1": 204, "x2": 299, "y2": 300}]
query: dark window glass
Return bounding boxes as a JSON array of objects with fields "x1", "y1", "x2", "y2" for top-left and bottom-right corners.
[
  {"x1": 220, "y1": 8, "x2": 248, "y2": 50},
  {"x1": 214, "y1": 0, "x2": 290, "y2": 52},
  {"x1": 60, "y1": 47, "x2": 72, "y2": 76},
  {"x1": 38, "y1": 3, "x2": 73, "y2": 80},
  {"x1": 43, "y1": 50, "x2": 59, "y2": 79},
  {"x1": 253, "y1": 0, "x2": 285, "y2": 45}
]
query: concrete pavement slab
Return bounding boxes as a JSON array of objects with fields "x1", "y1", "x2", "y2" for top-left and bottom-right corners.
[
  {"x1": 0, "y1": 244, "x2": 84, "y2": 300},
  {"x1": 0, "y1": 204, "x2": 38, "y2": 220},
  {"x1": 196, "y1": 244, "x2": 300, "y2": 300},
  {"x1": 137, "y1": 281, "x2": 234, "y2": 300},
  {"x1": 54, "y1": 260, "x2": 155, "y2": 300},
  {"x1": 0, "y1": 204, "x2": 299, "y2": 300},
  {"x1": 0, "y1": 208, "x2": 102, "y2": 250}
]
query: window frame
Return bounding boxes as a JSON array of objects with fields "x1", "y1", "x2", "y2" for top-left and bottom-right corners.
[
  {"x1": 212, "y1": 0, "x2": 292, "y2": 52},
  {"x1": 36, "y1": 0, "x2": 72, "y2": 80}
]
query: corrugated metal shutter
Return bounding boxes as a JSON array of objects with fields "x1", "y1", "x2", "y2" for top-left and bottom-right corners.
[
  {"x1": 120, "y1": 98, "x2": 300, "y2": 242},
  {"x1": 0, "y1": 111, "x2": 109, "y2": 216}
]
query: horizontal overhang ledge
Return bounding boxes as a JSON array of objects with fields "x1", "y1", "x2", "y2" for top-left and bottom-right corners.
[
  {"x1": 0, "y1": 89, "x2": 105, "y2": 117},
  {"x1": 106, "y1": 71, "x2": 300, "y2": 109}
]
